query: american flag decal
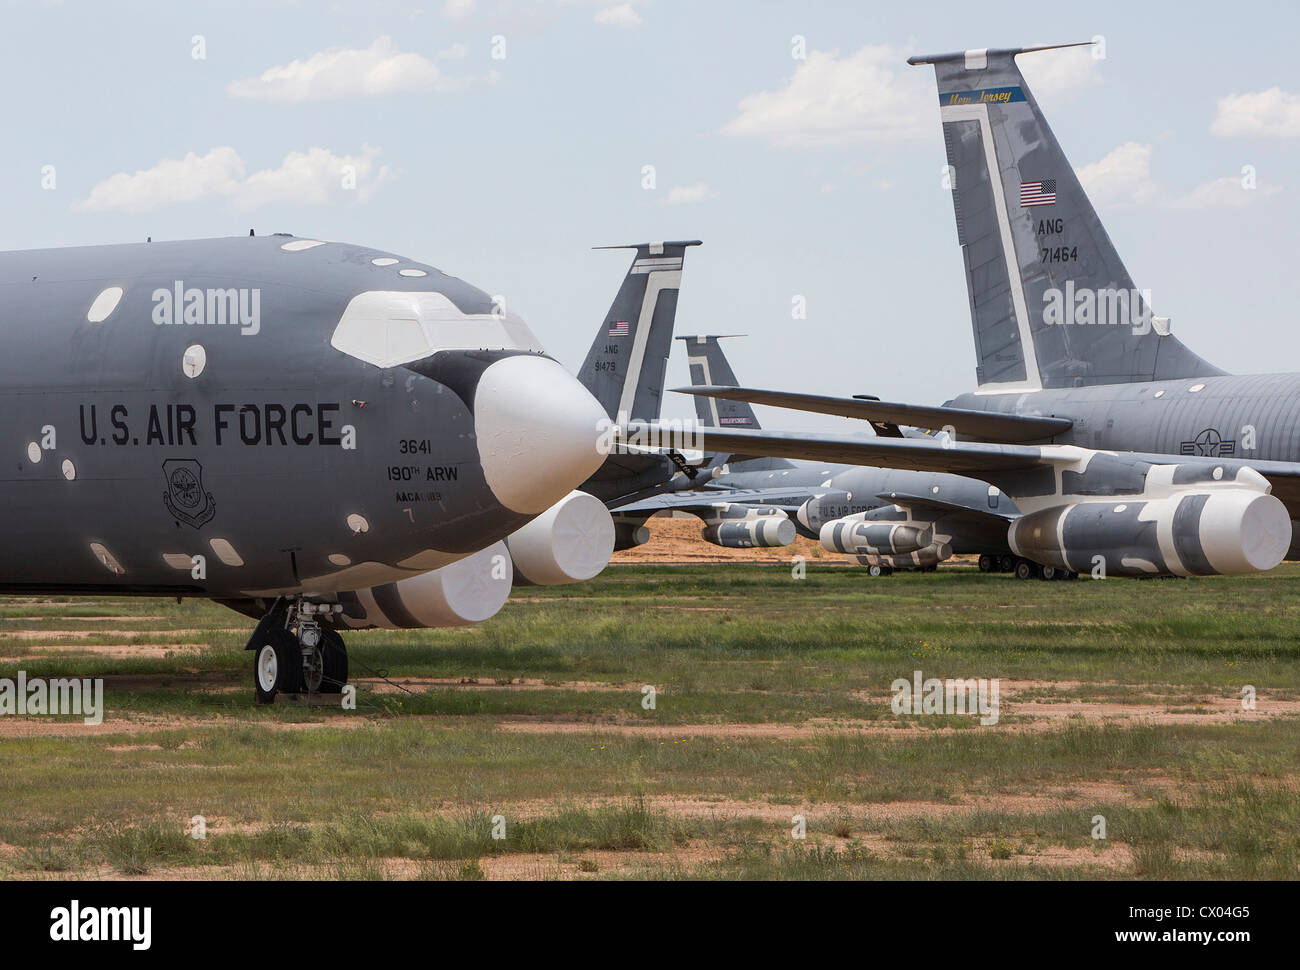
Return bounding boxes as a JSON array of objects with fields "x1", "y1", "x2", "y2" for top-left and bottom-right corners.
[
  {"x1": 1020, "y1": 179, "x2": 1057, "y2": 207},
  {"x1": 608, "y1": 321, "x2": 630, "y2": 337}
]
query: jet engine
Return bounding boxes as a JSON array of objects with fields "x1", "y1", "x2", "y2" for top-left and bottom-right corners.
[
  {"x1": 337, "y1": 541, "x2": 513, "y2": 629},
  {"x1": 820, "y1": 511, "x2": 933, "y2": 557},
  {"x1": 853, "y1": 541, "x2": 952, "y2": 570},
  {"x1": 698, "y1": 504, "x2": 796, "y2": 548},
  {"x1": 1009, "y1": 488, "x2": 1291, "y2": 577},
  {"x1": 796, "y1": 490, "x2": 873, "y2": 536},
  {"x1": 612, "y1": 512, "x2": 652, "y2": 550},
  {"x1": 505, "y1": 489, "x2": 616, "y2": 585}
]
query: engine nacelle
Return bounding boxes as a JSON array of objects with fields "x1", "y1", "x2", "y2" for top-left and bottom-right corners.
[
  {"x1": 506, "y1": 490, "x2": 616, "y2": 585},
  {"x1": 820, "y1": 512, "x2": 933, "y2": 557},
  {"x1": 701, "y1": 516, "x2": 796, "y2": 548},
  {"x1": 796, "y1": 489, "x2": 874, "y2": 535},
  {"x1": 853, "y1": 542, "x2": 952, "y2": 570},
  {"x1": 338, "y1": 541, "x2": 513, "y2": 629},
  {"x1": 1009, "y1": 489, "x2": 1291, "y2": 577},
  {"x1": 612, "y1": 512, "x2": 652, "y2": 550}
]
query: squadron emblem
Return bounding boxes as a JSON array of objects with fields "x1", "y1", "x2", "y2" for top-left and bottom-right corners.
[{"x1": 162, "y1": 458, "x2": 216, "y2": 528}]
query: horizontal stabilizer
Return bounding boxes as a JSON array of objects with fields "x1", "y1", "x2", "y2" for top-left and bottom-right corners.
[{"x1": 676, "y1": 385, "x2": 1072, "y2": 442}]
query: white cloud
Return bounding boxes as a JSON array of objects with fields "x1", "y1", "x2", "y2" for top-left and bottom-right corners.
[
  {"x1": 1077, "y1": 142, "x2": 1160, "y2": 208},
  {"x1": 662, "y1": 183, "x2": 714, "y2": 205},
  {"x1": 1017, "y1": 43, "x2": 1103, "y2": 102},
  {"x1": 76, "y1": 145, "x2": 392, "y2": 213},
  {"x1": 593, "y1": 3, "x2": 642, "y2": 27},
  {"x1": 721, "y1": 45, "x2": 931, "y2": 148},
  {"x1": 442, "y1": 0, "x2": 475, "y2": 20},
  {"x1": 1169, "y1": 175, "x2": 1279, "y2": 209},
  {"x1": 1211, "y1": 88, "x2": 1300, "y2": 137},
  {"x1": 1078, "y1": 142, "x2": 1277, "y2": 210},
  {"x1": 227, "y1": 36, "x2": 469, "y2": 102}
]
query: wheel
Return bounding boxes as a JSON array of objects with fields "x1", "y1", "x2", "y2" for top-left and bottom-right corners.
[
  {"x1": 1040, "y1": 565, "x2": 1058, "y2": 581},
  {"x1": 998, "y1": 555, "x2": 1015, "y2": 573},
  {"x1": 318, "y1": 628, "x2": 348, "y2": 694},
  {"x1": 254, "y1": 629, "x2": 302, "y2": 704},
  {"x1": 1014, "y1": 559, "x2": 1039, "y2": 580},
  {"x1": 978, "y1": 554, "x2": 995, "y2": 573},
  {"x1": 867, "y1": 564, "x2": 884, "y2": 577}
]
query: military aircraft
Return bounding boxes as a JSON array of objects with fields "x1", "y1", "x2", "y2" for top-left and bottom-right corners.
[
  {"x1": 667, "y1": 43, "x2": 1300, "y2": 579},
  {"x1": 0, "y1": 232, "x2": 626, "y2": 701},
  {"x1": 612, "y1": 335, "x2": 1022, "y2": 574}
]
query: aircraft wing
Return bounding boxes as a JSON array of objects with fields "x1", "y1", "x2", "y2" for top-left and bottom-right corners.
[
  {"x1": 675, "y1": 386, "x2": 1073, "y2": 442},
  {"x1": 875, "y1": 491, "x2": 1019, "y2": 522},
  {"x1": 630, "y1": 424, "x2": 1300, "y2": 517},
  {"x1": 641, "y1": 426, "x2": 1047, "y2": 474},
  {"x1": 610, "y1": 486, "x2": 823, "y2": 514}
]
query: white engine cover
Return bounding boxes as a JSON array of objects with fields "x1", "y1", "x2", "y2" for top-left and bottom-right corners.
[
  {"x1": 506, "y1": 490, "x2": 615, "y2": 585},
  {"x1": 340, "y1": 541, "x2": 513, "y2": 629}
]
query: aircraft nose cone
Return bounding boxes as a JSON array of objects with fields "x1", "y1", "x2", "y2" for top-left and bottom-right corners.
[{"x1": 474, "y1": 355, "x2": 610, "y2": 514}]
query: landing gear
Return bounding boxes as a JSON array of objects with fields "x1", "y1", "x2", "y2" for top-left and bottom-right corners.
[
  {"x1": 247, "y1": 598, "x2": 349, "y2": 703},
  {"x1": 978, "y1": 554, "x2": 996, "y2": 573},
  {"x1": 1040, "y1": 564, "x2": 1059, "y2": 581},
  {"x1": 999, "y1": 555, "x2": 1016, "y2": 573},
  {"x1": 253, "y1": 629, "x2": 301, "y2": 704},
  {"x1": 1014, "y1": 558, "x2": 1039, "y2": 580},
  {"x1": 867, "y1": 563, "x2": 893, "y2": 577}
]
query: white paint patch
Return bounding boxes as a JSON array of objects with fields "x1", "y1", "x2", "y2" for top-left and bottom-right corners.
[
  {"x1": 371, "y1": 257, "x2": 398, "y2": 266},
  {"x1": 280, "y1": 239, "x2": 325, "y2": 251},
  {"x1": 163, "y1": 553, "x2": 192, "y2": 570},
  {"x1": 89, "y1": 542, "x2": 124, "y2": 575},
  {"x1": 182, "y1": 344, "x2": 207, "y2": 378},
  {"x1": 328, "y1": 553, "x2": 352, "y2": 566},
  {"x1": 398, "y1": 268, "x2": 427, "y2": 277},
  {"x1": 209, "y1": 538, "x2": 244, "y2": 566},
  {"x1": 26, "y1": 442, "x2": 40, "y2": 463},
  {"x1": 330, "y1": 290, "x2": 542, "y2": 368},
  {"x1": 347, "y1": 513, "x2": 369, "y2": 534},
  {"x1": 1189, "y1": 383, "x2": 1205, "y2": 393},
  {"x1": 87, "y1": 286, "x2": 124, "y2": 323},
  {"x1": 61, "y1": 459, "x2": 75, "y2": 481},
  {"x1": 964, "y1": 48, "x2": 988, "y2": 70}
]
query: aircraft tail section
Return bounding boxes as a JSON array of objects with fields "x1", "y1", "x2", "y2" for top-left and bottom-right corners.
[
  {"x1": 579, "y1": 241, "x2": 701, "y2": 422},
  {"x1": 909, "y1": 44, "x2": 1222, "y2": 390},
  {"x1": 679, "y1": 334, "x2": 794, "y2": 471}
]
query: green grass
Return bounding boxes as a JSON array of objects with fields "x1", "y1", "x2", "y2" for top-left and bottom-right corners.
[{"x1": 1, "y1": 563, "x2": 1298, "y2": 879}]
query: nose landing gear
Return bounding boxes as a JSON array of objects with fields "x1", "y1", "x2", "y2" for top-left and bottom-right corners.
[{"x1": 247, "y1": 598, "x2": 350, "y2": 704}]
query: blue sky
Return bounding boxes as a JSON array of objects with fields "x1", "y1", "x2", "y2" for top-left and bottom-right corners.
[{"x1": 3, "y1": 0, "x2": 1298, "y2": 430}]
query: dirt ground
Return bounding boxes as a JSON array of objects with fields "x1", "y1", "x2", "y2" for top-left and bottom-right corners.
[{"x1": 611, "y1": 512, "x2": 828, "y2": 564}]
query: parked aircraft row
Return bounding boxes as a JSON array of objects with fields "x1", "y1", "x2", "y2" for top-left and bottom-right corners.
[{"x1": 2, "y1": 40, "x2": 1294, "y2": 701}]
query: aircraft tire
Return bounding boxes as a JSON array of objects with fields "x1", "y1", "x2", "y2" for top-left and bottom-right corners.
[
  {"x1": 1014, "y1": 559, "x2": 1039, "y2": 581},
  {"x1": 254, "y1": 629, "x2": 302, "y2": 704},
  {"x1": 978, "y1": 554, "x2": 995, "y2": 573},
  {"x1": 1040, "y1": 565, "x2": 1059, "y2": 581},
  {"x1": 998, "y1": 555, "x2": 1015, "y2": 573},
  {"x1": 867, "y1": 564, "x2": 893, "y2": 577},
  {"x1": 319, "y1": 629, "x2": 348, "y2": 694}
]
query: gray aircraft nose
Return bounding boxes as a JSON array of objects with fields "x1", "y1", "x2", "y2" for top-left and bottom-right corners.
[{"x1": 474, "y1": 354, "x2": 611, "y2": 514}]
